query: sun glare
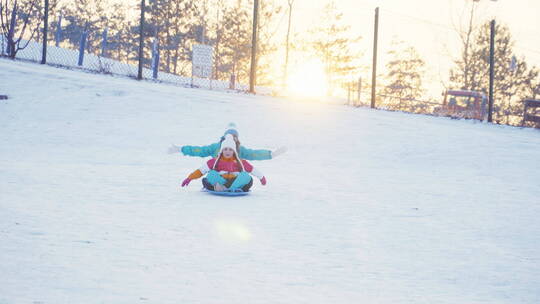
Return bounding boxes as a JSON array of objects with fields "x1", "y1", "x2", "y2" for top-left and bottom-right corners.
[
  {"x1": 215, "y1": 220, "x2": 252, "y2": 243},
  {"x1": 286, "y1": 60, "x2": 328, "y2": 98}
]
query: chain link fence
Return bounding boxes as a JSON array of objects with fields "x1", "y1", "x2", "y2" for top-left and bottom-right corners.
[{"x1": 0, "y1": 0, "x2": 272, "y2": 93}]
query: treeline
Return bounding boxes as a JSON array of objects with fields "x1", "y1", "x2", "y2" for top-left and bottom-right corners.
[
  {"x1": 1, "y1": 0, "x2": 284, "y2": 86},
  {"x1": 449, "y1": 21, "x2": 540, "y2": 124},
  {"x1": 2, "y1": 0, "x2": 539, "y2": 126},
  {"x1": 375, "y1": 20, "x2": 540, "y2": 125}
]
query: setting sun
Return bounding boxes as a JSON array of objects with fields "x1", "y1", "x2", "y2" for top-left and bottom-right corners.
[{"x1": 286, "y1": 60, "x2": 328, "y2": 98}]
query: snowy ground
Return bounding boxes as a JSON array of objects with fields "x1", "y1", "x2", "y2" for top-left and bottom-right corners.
[{"x1": 1, "y1": 59, "x2": 539, "y2": 304}]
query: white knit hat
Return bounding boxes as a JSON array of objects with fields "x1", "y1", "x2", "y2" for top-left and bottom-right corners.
[
  {"x1": 220, "y1": 134, "x2": 237, "y2": 155},
  {"x1": 215, "y1": 134, "x2": 244, "y2": 171}
]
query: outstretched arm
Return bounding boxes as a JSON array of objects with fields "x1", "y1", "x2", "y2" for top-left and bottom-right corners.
[
  {"x1": 238, "y1": 145, "x2": 287, "y2": 160},
  {"x1": 180, "y1": 143, "x2": 220, "y2": 158},
  {"x1": 239, "y1": 146, "x2": 272, "y2": 160}
]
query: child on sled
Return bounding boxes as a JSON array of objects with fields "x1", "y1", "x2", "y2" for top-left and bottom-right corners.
[{"x1": 181, "y1": 134, "x2": 267, "y2": 192}]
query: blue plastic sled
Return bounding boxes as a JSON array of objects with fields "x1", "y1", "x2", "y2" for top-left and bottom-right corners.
[{"x1": 202, "y1": 188, "x2": 250, "y2": 196}]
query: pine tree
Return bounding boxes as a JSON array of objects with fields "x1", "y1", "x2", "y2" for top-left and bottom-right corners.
[
  {"x1": 105, "y1": 4, "x2": 137, "y2": 64},
  {"x1": 450, "y1": 21, "x2": 539, "y2": 124},
  {"x1": 382, "y1": 40, "x2": 426, "y2": 112},
  {"x1": 308, "y1": 1, "x2": 361, "y2": 96},
  {"x1": 145, "y1": 0, "x2": 200, "y2": 75},
  {"x1": 61, "y1": 0, "x2": 105, "y2": 53},
  {"x1": 217, "y1": 1, "x2": 251, "y2": 83},
  {"x1": 254, "y1": 0, "x2": 282, "y2": 87},
  {"x1": 209, "y1": 0, "x2": 281, "y2": 86}
]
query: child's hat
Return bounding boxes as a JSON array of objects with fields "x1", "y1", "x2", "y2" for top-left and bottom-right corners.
[
  {"x1": 223, "y1": 122, "x2": 239, "y2": 137},
  {"x1": 220, "y1": 134, "x2": 237, "y2": 155},
  {"x1": 216, "y1": 134, "x2": 244, "y2": 171}
]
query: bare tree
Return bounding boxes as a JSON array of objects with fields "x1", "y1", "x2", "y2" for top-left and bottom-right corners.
[
  {"x1": 451, "y1": 0, "x2": 498, "y2": 90},
  {"x1": 283, "y1": 0, "x2": 294, "y2": 88},
  {"x1": 208, "y1": 0, "x2": 281, "y2": 86},
  {"x1": 0, "y1": 0, "x2": 42, "y2": 59},
  {"x1": 459, "y1": 0, "x2": 478, "y2": 89}
]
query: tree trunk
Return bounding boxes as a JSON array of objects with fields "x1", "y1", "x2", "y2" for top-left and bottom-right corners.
[
  {"x1": 7, "y1": 2, "x2": 17, "y2": 59},
  {"x1": 463, "y1": 4, "x2": 475, "y2": 89},
  {"x1": 284, "y1": 0, "x2": 294, "y2": 88}
]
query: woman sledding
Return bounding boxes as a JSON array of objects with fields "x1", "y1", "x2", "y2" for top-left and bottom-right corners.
[
  {"x1": 168, "y1": 123, "x2": 286, "y2": 161},
  {"x1": 181, "y1": 134, "x2": 267, "y2": 192}
]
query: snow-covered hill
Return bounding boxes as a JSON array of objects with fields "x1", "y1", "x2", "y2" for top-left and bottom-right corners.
[{"x1": 1, "y1": 59, "x2": 539, "y2": 303}]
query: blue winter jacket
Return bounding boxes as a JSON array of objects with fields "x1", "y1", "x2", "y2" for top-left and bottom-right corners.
[{"x1": 181, "y1": 142, "x2": 272, "y2": 160}]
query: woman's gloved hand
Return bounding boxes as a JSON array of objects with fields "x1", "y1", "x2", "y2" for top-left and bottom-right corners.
[
  {"x1": 271, "y1": 146, "x2": 287, "y2": 158},
  {"x1": 167, "y1": 144, "x2": 180, "y2": 154}
]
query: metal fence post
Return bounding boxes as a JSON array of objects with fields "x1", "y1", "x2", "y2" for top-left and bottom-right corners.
[
  {"x1": 347, "y1": 83, "x2": 351, "y2": 105},
  {"x1": 78, "y1": 27, "x2": 88, "y2": 66},
  {"x1": 357, "y1": 77, "x2": 362, "y2": 106},
  {"x1": 55, "y1": 15, "x2": 62, "y2": 47},
  {"x1": 101, "y1": 27, "x2": 108, "y2": 57},
  {"x1": 229, "y1": 73, "x2": 236, "y2": 90},
  {"x1": 152, "y1": 37, "x2": 159, "y2": 79}
]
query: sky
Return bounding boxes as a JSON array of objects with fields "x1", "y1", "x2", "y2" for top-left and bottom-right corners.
[
  {"x1": 290, "y1": 0, "x2": 540, "y2": 62},
  {"x1": 294, "y1": 0, "x2": 540, "y2": 93},
  {"x1": 72, "y1": 0, "x2": 540, "y2": 98},
  {"x1": 284, "y1": 0, "x2": 540, "y2": 97}
]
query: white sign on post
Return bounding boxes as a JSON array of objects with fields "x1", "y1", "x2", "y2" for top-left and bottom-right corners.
[{"x1": 192, "y1": 44, "x2": 213, "y2": 78}]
